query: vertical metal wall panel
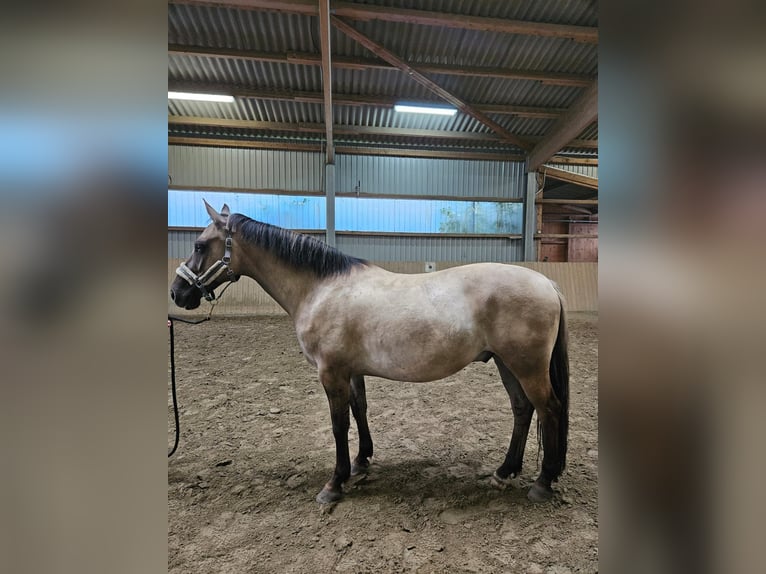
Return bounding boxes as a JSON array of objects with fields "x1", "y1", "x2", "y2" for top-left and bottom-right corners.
[
  {"x1": 168, "y1": 230, "x2": 200, "y2": 258},
  {"x1": 169, "y1": 229, "x2": 328, "y2": 259},
  {"x1": 169, "y1": 146, "x2": 528, "y2": 198},
  {"x1": 335, "y1": 236, "x2": 523, "y2": 262},
  {"x1": 335, "y1": 155, "x2": 526, "y2": 199},
  {"x1": 171, "y1": 230, "x2": 521, "y2": 263},
  {"x1": 169, "y1": 145, "x2": 324, "y2": 191},
  {"x1": 170, "y1": 147, "x2": 530, "y2": 262}
]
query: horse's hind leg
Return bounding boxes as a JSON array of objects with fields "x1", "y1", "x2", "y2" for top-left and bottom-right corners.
[
  {"x1": 527, "y1": 386, "x2": 564, "y2": 502},
  {"x1": 491, "y1": 358, "x2": 534, "y2": 488},
  {"x1": 507, "y1": 366, "x2": 564, "y2": 502},
  {"x1": 349, "y1": 375, "x2": 373, "y2": 476}
]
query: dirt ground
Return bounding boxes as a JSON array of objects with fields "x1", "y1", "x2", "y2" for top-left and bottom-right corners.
[{"x1": 168, "y1": 312, "x2": 598, "y2": 574}]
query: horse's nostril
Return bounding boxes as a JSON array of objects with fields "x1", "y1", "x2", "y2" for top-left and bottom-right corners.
[{"x1": 170, "y1": 289, "x2": 176, "y2": 301}]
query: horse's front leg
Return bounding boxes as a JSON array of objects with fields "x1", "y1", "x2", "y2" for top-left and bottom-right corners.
[
  {"x1": 316, "y1": 367, "x2": 351, "y2": 504},
  {"x1": 350, "y1": 375, "x2": 373, "y2": 476}
]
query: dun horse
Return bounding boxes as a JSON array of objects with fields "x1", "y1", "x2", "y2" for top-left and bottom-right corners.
[{"x1": 170, "y1": 202, "x2": 569, "y2": 504}]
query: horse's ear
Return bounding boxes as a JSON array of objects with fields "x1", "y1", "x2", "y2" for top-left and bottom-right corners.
[
  {"x1": 203, "y1": 199, "x2": 227, "y2": 229},
  {"x1": 221, "y1": 204, "x2": 231, "y2": 216}
]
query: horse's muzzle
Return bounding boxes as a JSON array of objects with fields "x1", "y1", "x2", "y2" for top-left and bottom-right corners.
[{"x1": 170, "y1": 283, "x2": 202, "y2": 310}]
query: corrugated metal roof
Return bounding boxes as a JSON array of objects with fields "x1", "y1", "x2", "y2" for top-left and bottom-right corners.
[
  {"x1": 169, "y1": 55, "x2": 324, "y2": 91},
  {"x1": 169, "y1": 5, "x2": 319, "y2": 52},
  {"x1": 577, "y1": 121, "x2": 599, "y2": 140},
  {"x1": 168, "y1": 0, "x2": 598, "y2": 160},
  {"x1": 374, "y1": 0, "x2": 598, "y2": 26},
  {"x1": 333, "y1": 20, "x2": 596, "y2": 75}
]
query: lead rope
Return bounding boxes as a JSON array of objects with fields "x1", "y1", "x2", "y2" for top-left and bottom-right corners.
[
  {"x1": 168, "y1": 314, "x2": 208, "y2": 457},
  {"x1": 168, "y1": 280, "x2": 236, "y2": 457}
]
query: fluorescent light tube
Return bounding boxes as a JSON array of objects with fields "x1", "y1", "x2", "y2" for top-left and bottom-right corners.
[
  {"x1": 394, "y1": 104, "x2": 457, "y2": 116},
  {"x1": 168, "y1": 91, "x2": 235, "y2": 103}
]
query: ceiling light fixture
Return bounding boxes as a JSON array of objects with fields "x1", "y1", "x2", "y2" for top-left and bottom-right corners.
[
  {"x1": 168, "y1": 91, "x2": 235, "y2": 103},
  {"x1": 394, "y1": 104, "x2": 457, "y2": 116}
]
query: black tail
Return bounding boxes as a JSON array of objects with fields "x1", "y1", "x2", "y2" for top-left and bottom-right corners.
[{"x1": 549, "y1": 294, "x2": 570, "y2": 476}]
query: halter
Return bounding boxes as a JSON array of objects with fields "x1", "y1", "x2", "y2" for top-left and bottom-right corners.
[{"x1": 175, "y1": 229, "x2": 239, "y2": 301}]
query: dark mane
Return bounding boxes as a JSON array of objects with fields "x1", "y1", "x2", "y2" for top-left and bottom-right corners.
[{"x1": 228, "y1": 214, "x2": 367, "y2": 277}]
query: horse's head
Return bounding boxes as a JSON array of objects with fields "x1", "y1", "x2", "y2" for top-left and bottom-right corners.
[{"x1": 170, "y1": 201, "x2": 238, "y2": 310}]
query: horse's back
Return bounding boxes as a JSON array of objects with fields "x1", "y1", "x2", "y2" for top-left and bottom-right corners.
[{"x1": 427, "y1": 262, "x2": 561, "y2": 309}]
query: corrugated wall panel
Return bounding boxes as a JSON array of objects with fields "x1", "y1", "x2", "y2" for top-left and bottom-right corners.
[
  {"x1": 335, "y1": 155, "x2": 525, "y2": 199},
  {"x1": 170, "y1": 146, "x2": 527, "y2": 199},
  {"x1": 335, "y1": 235, "x2": 523, "y2": 262},
  {"x1": 169, "y1": 230, "x2": 524, "y2": 262},
  {"x1": 168, "y1": 230, "x2": 201, "y2": 258},
  {"x1": 170, "y1": 230, "x2": 326, "y2": 260},
  {"x1": 169, "y1": 146, "x2": 324, "y2": 191},
  {"x1": 170, "y1": 148, "x2": 530, "y2": 262}
]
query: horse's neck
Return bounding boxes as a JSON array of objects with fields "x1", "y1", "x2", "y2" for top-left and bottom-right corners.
[{"x1": 237, "y1": 245, "x2": 318, "y2": 317}]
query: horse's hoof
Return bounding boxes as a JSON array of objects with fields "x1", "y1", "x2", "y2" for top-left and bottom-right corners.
[
  {"x1": 316, "y1": 486, "x2": 343, "y2": 505},
  {"x1": 350, "y1": 462, "x2": 369, "y2": 477},
  {"x1": 490, "y1": 471, "x2": 517, "y2": 490},
  {"x1": 527, "y1": 483, "x2": 554, "y2": 502}
]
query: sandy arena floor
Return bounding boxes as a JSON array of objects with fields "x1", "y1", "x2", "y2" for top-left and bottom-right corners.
[{"x1": 168, "y1": 312, "x2": 598, "y2": 573}]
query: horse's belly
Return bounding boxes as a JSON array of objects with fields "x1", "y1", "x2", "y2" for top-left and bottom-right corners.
[{"x1": 361, "y1": 329, "x2": 482, "y2": 382}]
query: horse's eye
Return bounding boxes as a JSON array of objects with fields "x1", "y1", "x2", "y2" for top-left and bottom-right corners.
[{"x1": 194, "y1": 243, "x2": 205, "y2": 253}]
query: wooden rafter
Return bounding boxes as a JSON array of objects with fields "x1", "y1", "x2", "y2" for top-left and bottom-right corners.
[
  {"x1": 330, "y1": 16, "x2": 530, "y2": 150},
  {"x1": 536, "y1": 198, "x2": 598, "y2": 205},
  {"x1": 168, "y1": 136, "x2": 321, "y2": 152},
  {"x1": 172, "y1": 0, "x2": 317, "y2": 15},
  {"x1": 168, "y1": 44, "x2": 592, "y2": 88},
  {"x1": 318, "y1": 0, "x2": 334, "y2": 162},
  {"x1": 170, "y1": 115, "x2": 507, "y2": 140},
  {"x1": 168, "y1": 115, "x2": 596, "y2": 150},
  {"x1": 168, "y1": 81, "x2": 568, "y2": 118},
  {"x1": 171, "y1": 1, "x2": 597, "y2": 43},
  {"x1": 418, "y1": 63, "x2": 591, "y2": 87},
  {"x1": 528, "y1": 81, "x2": 598, "y2": 171},
  {"x1": 168, "y1": 136, "x2": 597, "y2": 165},
  {"x1": 546, "y1": 156, "x2": 598, "y2": 166},
  {"x1": 540, "y1": 166, "x2": 598, "y2": 190},
  {"x1": 332, "y1": 1, "x2": 597, "y2": 43}
]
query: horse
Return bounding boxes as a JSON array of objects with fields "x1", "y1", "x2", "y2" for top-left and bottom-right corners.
[{"x1": 170, "y1": 201, "x2": 569, "y2": 504}]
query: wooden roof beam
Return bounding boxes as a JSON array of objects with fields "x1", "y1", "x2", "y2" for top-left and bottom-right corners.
[
  {"x1": 168, "y1": 44, "x2": 593, "y2": 87},
  {"x1": 318, "y1": 0, "x2": 334, "y2": 162},
  {"x1": 330, "y1": 16, "x2": 530, "y2": 150},
  {"x1": 171, "y1": 1, "x2": 597, "y2": 43},
  {"x1": 168, "y1": 80, "x2": 567, "y2": 118},
  {"x1": 527, "y1": 80, "x2": 598, "y2": 171},
  {"x1": 168, "y1": 134, "x2": 597, "y2": 165},
  {"x1": 540, "y1": 166, "x2": 598, "y2": 190},
  {"x1": 331, "y1": 1, "x2": 597, "y2": 44},
  {"x1": 170, "y1": 115, "x2": 510, "y2": 141},
  {"x1": 168, "y1": 136, "x2": 322, "y2": 152},
  {"x1": 168, "y1": 135, "x2": 523, "y2": 161},
  {"x1": 172, "y1": 0, "x2": 318, "y2": 15},
  {"x1": 169, "y1": 115, "x2": 597, "y2": 149},
  {"x1": 537, "y1": 198, "x2": 598, "y2": 205}
]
